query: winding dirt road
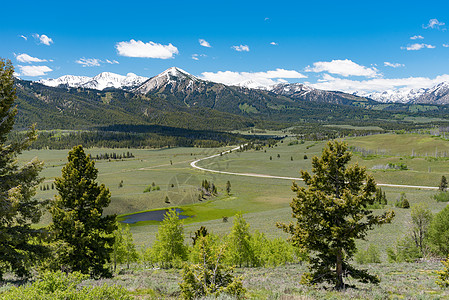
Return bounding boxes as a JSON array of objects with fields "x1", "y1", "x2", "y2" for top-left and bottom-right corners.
[{"x1": 190, "y1": 145, "x2": 439, "y2": 190}]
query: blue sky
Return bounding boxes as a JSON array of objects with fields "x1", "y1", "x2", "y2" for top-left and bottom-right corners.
[{"x1": 2, "y1": 0, "x2": 449, "y2": 93}]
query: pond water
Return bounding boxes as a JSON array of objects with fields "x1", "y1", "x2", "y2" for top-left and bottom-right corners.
[{"x1": 120, "y1": 208, "x2": 191, "y2": 224}]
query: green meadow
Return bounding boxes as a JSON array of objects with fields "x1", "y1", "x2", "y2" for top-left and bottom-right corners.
[{"x1": 22, "y1": 133, "x2": 449, "y2": 251}]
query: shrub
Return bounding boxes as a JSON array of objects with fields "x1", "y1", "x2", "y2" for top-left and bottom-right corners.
[
  {"x1": 180, "y1": 237, "x2": 245, "y2": 299},
  {"x1": 433, "y1": 192, "x2": 449, "y2": 202},
  {"x1": 386, "y1": 237, "x2": 421, "y2": 263},
  {"x1": 436, "y1": 256, "x2": 449, "y2": 288},
  {"x1": 355, "y1": 245, "x2": 381, "y2": 264},
  {"x1": 0, "y1": 271, "x2": 131, "y2": 300}
]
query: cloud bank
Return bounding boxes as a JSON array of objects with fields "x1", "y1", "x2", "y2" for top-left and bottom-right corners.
[{"x1": 116, "y1": 40, "x2": 179, "y2": 59}]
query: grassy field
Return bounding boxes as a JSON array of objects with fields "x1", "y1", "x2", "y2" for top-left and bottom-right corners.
[{"x1": 20, "y1": 133, "x2": 449, "y2": 254}]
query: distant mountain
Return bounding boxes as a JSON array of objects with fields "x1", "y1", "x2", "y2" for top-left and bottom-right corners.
[
  {"x1": 269, "y1": 83, "x2": 374, "y2": 106},
  {"x1": 38, "y1": 72, "x2": 148, "y2": 91},
  {"x1": 414, "y1": 82, "x2": 449, "y2": 105},
  {"x1": 358, "y1": 88, "x2": 427, "y2": 104},
  {"x1": 357, "y1": 82, "x2": 449, "y2": 104}
]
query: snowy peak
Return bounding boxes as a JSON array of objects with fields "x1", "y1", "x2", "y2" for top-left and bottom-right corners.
[
  {"x1": 359, "y1": 88, "x2": 427, "y2": 104},
  {"x1": 38, "y1": 72, "x2": 148, "y2": 91},
  {"x1": 134, "y1": 67, "x2": 200, "y2": 94}
]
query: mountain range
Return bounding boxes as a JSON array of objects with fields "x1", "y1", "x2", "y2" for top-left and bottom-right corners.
[{"x1": 36, "y1": 67, "x2": 449, "y2": 105}]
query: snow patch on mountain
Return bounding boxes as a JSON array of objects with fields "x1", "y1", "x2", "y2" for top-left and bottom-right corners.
[{"x1": 38, "y1": 72, "x2": 148, "y2": 90}]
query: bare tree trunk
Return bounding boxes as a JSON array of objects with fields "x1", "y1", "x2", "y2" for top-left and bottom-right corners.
[{"x1": 336, "y1": 249, "x2": 344, "y2": 290}]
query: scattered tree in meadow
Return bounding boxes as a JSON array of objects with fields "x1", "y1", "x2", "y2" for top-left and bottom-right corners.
[
  {"x1": 152, "y1": 209, "x2": 188, "y2": 268},
  {"x1": 226, "y1": 181, "x2": 231, "y2": 195},
  {"x1": 396, "y1": 192, "x2": 410, "y2": 208},
  {"x1": 439, "y1": 175, "x2": 448, "y2": 192},
  {"x1": 277, "y1": 141, "x2": 395, "y2": 289},
  {"x1": 0, "y1": 59, "x2": 46, "y2": 280},
  {"x1": 49, "y1": 145, "x2": 117, "y2": 278}
]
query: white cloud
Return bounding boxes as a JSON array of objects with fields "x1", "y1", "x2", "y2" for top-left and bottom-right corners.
[
  {"x1": 384, "y1": 62, "x2": 404, "y2": 68},
  {"x1": 33, "y1": 34, "x2": 53, "y2": 45},
  {"x1": 270, "y1": 42, "x2": 278, "y2": 45},
  {"x1": 305, "y1": 59, "x2": 379, "y2": 78},
  {"x1": 192, "y1": 54, "x2": 207, "y2": 61},
  {"x1": 401, "y1": 43, "x2": 435, "y2": 51},
  {"x1": 106, "y1": 59, "x2": 119, "y2": 64},
  {"x1": 18, "y1": 65, "x2": 53, "y2": 76},
  {"x1": 443, "y1": 44, "x2": 449, "y2": 48},
  {"x1": 200, "y1": 68, "x2": 307, "y2": 87},
  {"x1": 75, "y1": 58, "x2": 102, "y2": 67},
  {"x1": 410, "y1": 35, "x2": 424, "y2": 40},
  {"x1": 15, "y1": 53, "x2": 47, "y2": 63},
  {"x1": 20, "y1": 35, "x2": 27, "y2": 41},
  {"x1": 309, "y1": 73, "x2": 449, "y2": 94},
  {"x1": 116, "y1": 39, "x2": 178, "y2": 59},
  {"x1": 423, "y1": 18, "x2": 445, "y2": 29},
  {"x1": 232, "y1": 45, "x2": 250, "y2": 52},
  {"x1": 199, "y1": 39, "x2": 211, "y2": 47}
]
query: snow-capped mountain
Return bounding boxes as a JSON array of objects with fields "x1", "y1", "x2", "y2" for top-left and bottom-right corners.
[
  {"x1": 133, "y1": 67, "x2": 198, "y2": 94},
  {"x1": 414, "y1": 82, "x2": 449, "y2": 104},
  {"x1": 357, "y1": 88, "x2": 427, "y2": 104},
  {"x1": 358, "y1": 82, "x2": 449, "y2": 104},
  {"x1": 38, "y1": 72, "x2": 148, "y2": 91},
  {"x1": 269, "y1": 82, "x2": 372, "y2": 105}
]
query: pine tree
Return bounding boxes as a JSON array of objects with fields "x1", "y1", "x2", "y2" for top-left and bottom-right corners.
[
  {"x1": 49, "y1": 145, "x2": 116, "y2": 278},
  {"x1": 440, "y1": 175, "x2": 448, "y2": 192},
  {"x1": 0, "y1": 59, "x2": 45, "y2": 279},
  {"x1": 226, "y1": 181, "x2": 231, "y2": 195},
  {"x1": 277, "y1": 141, "x2": 395, "y2": 289}
]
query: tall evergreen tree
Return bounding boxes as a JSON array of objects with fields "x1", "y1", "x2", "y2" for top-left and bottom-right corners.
[
  {"x1": 49, "y1": 145, "x2": 116, "y2": 278},
  {"x1": 0, "y1": 59, "x2": 45, "y2": 279},
  {"x1": 277, "y1": 141, "x2": 395, "y2": 289},
  {"x1": 439, "y1": 175, "x2": 448, "y2": 192}
]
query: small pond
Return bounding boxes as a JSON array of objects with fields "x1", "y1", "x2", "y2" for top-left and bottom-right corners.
[{"x1": 120, "y1": 208, "x2": 191, "y2": 224}]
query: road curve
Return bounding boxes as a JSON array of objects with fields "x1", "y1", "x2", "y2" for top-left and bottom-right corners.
[{"x1": 190, "y1": 145, "x2": 439, "y2": 190}]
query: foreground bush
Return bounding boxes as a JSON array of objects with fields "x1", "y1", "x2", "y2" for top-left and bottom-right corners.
[
  {"x1": 180, "y1": 237, "x2": 245, "y2": 299},
  {"x1": 0, "y1": 271, "x2": 131, "y2": 300}
]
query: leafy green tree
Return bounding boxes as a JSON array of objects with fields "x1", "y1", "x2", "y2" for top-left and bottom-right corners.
[
  {"x1": 428, "y1": 205, "x2": 449, "y2": 256},
  {"x1": 152, "y1": 209, "x2": 188, "y2": 268},
  {"x1": 226, "y1": 213, "x2": 256, "y2": 267},
  {"x1": 410, "y1": 203, "x2": 432, "y2": 256},
  {"x1": 49, "y1": 145, "x2": 116, "y2": 278},
  {"x1": 112, "y1": 224, "x2": 139, "y2": 271},
  {"x1": 0, "y1": 59, "x2": 46, "y2": 279},
  {"x1": 180, "y1": 236, "x2": 245, "y2": 299},
  {"x1": 277, "y1": 141, "x2": 394, "y2": 289},
  {"x1": 440, "y1": 175, "x2": 448, "y2": 192}
]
